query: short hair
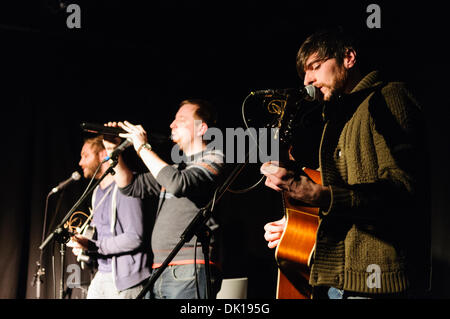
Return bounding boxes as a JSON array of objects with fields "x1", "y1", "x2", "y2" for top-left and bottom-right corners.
[
  {"x1": 180, "y1": 99, "x2": 218, "y2": 128},
  {"x1": 296, "y1": 26, "x2": 358, "y2": 79},
  {"x1": 83, "y1": 135, "x2": 105, "y2": 154}
]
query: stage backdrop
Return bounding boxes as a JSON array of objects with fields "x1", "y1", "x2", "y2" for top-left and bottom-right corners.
[{"x1": 1, "y1": 1, "x2": 449, "y2": 298}]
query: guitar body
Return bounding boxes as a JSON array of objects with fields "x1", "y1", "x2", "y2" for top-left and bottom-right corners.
[{"x1": 275, "y1": 167, "x2": 321, "y2": 299}]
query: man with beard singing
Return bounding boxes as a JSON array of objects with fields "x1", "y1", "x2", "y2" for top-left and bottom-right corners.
[{"x1": 261, "y1": 27, "x2": 431, "y2": 299}]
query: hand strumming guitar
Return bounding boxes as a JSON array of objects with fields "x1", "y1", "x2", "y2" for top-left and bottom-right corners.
[{"x1": 67, "y1": 234, "x2": 90, "y2": 256}]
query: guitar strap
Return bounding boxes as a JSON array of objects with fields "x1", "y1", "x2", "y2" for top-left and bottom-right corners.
[
  {"x1": 91, "y1": 183, "x2": 118, "y2": 235},
  {"x1": 110, "y1": 185, "x2": 119, "y2": 235}
]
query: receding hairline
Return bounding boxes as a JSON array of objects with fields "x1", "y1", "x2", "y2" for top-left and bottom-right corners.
[{"x1": 179, "y1": 99, "x2": 217, "y2": 127}]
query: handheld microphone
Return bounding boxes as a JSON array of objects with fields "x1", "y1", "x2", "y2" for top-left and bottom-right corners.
[
  {"x1": 80, "y1": 122, "x2": 127, "y2": 136},
  {"x1": 251, "y1": 84, "x2": 319, "y2": 101},
  {"x1": 103, "y1": 138, "x2": 133, "y2": 162},
  {"x1": 51, "y1": 171, "x2": 81, "y2": 194}
]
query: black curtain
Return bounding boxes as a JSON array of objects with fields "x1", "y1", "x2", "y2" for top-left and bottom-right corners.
[{"x1": 1, "y1": 1, "x2": 449, "y2": 299}]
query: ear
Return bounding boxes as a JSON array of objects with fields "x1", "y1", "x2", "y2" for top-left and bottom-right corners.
[
  {"x1": 98, "y1": 148, "x2": 108, "y2": 161},
  {"x1": 196, "y1": 122, "x2": 208, "y2": 137},
  {"x1": 343, "y1": 48, "x2": 357, "y2": 69}
]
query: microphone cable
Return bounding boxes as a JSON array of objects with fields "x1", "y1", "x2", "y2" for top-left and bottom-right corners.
[{"x1": 226, "y1": 92, "x2": 268, "y2": 194}]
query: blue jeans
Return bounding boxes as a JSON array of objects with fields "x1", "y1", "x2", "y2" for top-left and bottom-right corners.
[
  {"x1": 327, "y1": 287, "x2": 372, "y2": 299},
  {"x1": 327, "y1": 287, "x2": 345, "y2": 299},
  {"x1": 86, "y1": 271, "x2": 146, "y2": 299},
  {"x1": 327, "y1": 287, "x2": 408, "y2": 299},
  {"x1": 147, "y1": 264, "x2": 221, "y2": 299}
]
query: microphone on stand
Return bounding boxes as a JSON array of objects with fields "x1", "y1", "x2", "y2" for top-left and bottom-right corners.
[
  {"x1": 250, "y1": 84, "x2": 319, "y2": 101},
  {"x1": 102, "y1": 138, "x2": 133, "y2": 162},
  {"x1": 50, "y1": 171, "x2": 82, "y2": 195}
]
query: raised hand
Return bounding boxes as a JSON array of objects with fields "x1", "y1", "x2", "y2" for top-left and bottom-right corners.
[{"x1": 117, "y1": 121, "x2": 148, "y2": 152}]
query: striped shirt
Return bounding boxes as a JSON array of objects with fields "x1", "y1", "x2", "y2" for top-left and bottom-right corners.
[{"x1": 119, "y1": 148, "x2": 225, "y2": 266}]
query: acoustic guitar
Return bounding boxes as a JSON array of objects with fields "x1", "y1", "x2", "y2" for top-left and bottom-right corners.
[
  {"x1": 275, "y1": 167, "x2": 321, "y2": 299},
  {"x1": 265, "y1": 92, "x2": 321, "y2": 299}
]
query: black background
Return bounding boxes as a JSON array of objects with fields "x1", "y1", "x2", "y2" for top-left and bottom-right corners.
[{"x1": 1, "y1": 0, "x2": 449, "y2": 299}]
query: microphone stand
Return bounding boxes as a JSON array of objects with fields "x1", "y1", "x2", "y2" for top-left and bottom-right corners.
[
  {"x1": 32, "y1": 192, "x2": 51, "y2": 299},
  {"x1": 39, "y1": 158, "x2": 119, "y2": 298},
  {"x1": 31, "y1": 260, "x2": 45, "y2": 299},
  {"x1": 59, "y1": 242, "x2": 66, "y2": 299},
  {"x1": 136, "y1": 147, "x2": 255, "y2": 299}
]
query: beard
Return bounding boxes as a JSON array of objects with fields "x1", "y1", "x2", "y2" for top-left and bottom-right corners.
[
  {"x1": 322, "y1": 66, "x2": 349, "y2": 102},
  {"x1": 82, "y1": 160, "x2": 101, "y2": 179}
]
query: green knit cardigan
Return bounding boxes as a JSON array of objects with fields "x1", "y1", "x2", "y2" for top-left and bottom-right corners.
[{"x1": 309, "y1": 71, "x2": 431, "y2": 295}]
